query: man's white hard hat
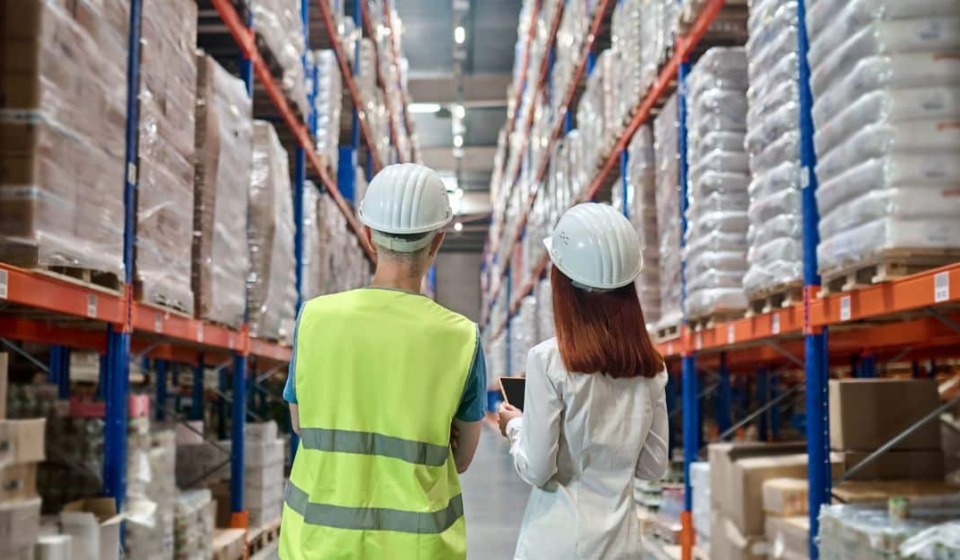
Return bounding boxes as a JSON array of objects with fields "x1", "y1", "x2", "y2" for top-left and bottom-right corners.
[
  {"x1": 358, "y1": 163, "x2": 453, "y2": 252},
  {"x1": 543, "y1": 203, "x2": 643, "y2": 291}
]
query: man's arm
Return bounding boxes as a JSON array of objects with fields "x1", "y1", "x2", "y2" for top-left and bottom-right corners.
[
  {"x1": 284, "y1": 310, "x2": 302, "y2": 435},
  {"x1": 451, "y1": 419, "x2": 481, "y2": 473},
  {"x1": 450, "y1": 327, "x2": 487, "y2": 473},
  {"x1": 289, "y1": 404, "x2": 301, "y2": 436}
]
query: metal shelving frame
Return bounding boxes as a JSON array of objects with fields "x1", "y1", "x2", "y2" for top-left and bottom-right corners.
[
  {"x1": 479, "y1": 1, "x2": 960, "y2": 559},
  {"x1": 0, "y1": 0, "x2": 414, "y2": 538}
]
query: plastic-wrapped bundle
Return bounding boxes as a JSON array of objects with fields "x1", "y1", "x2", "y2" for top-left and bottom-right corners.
[
  {"x1": 511, "y1": 297, "x2": 538, "y2": 376},
  {"x1": 175, "y1": 489, "x2": 215, "y2": 560},
  {"x1": 312, "y1": 50, "x2": 342, "y2": 175},
  {"x1": 641, "y1": 0, "x2": 678, "y2": 93},
  {"x1": 552, "y1": 0, "x2": 590, "y2": 115},
  {"x1": 523, "y1": 184, "x2": 549, "y2": 280},
  {"x1": 627, "y1": 126, "x2": 662, "y2": 326},
  {"x1": 536, "y1": 277, "x2": 555, "y2": 342},
  {"x1": 530, "y1": 92, "x2": 553, "y2": 179},
  {"x1": 193, "y1": 54, "x2": 252, "y2": 329},
  {"x1": 126, "y1": 431, "x2": 176, "y2": 560},
  {"x1": 252, "y1": 0, "x2": 308, "y2": 117},
  {"x1": 300, "y1": 182, "x2": 322, "y2": 300},
  {"x1": 899, "y1": 521, "x2": 960, "y2": 558},
  {"x1": 808, "y1": 0, "x2": 960, "y2": 275},
  {"x1": 743, "y1": 0, "x2": 803, "y2": 299},
  {"x1": 819, "y1": 495, "x2": 960, "y2": 560},
  {"x1": 317, "y1": 191, "x2": 370, "y2": 295},
  {"x1": 137, "y1": 0, "x2": 198, "y2": 314},
  {"x1": 690, "y1": 462, "x2": 711, "y2": 550},
  {"x1": 248, "y1": 122, "x2": 298, "y2": 340},
  {"x1": 683, "y1": 48, "x2": 750, "y2": 318},
  {"x1": 655, "y1": 94, "x2": 683, "y2": 330},
  {"x1": 577, "y1": 50, "x2": 619, "y2": 171},
  {"x1": 613, "y1": 0, "x2": 643, "y2": 128},
  {"x1": 487, "y1": 332, "x2": 507, "y2": 390},
  {"x1": 0, "y1": 0, "x2": 128, "y2": 278}
]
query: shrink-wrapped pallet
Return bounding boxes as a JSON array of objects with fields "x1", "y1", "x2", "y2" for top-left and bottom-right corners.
[
  {"x1": 137, "y1": 0, "x2": 198, "y2": 314},
  {"x1": 252, "y1": 0, "x2": 308, "y2": 117},
  {"x1": 552, "y1": 0, "x2": 590, "y2": 116},
  {"x1": 193, "y1": 54, "x2": 252, "y2": 329},
  {"x1": 317, "y1": 192, "x2": 370, "y2": 295},
  {"x1": 312, "y1": 50, "x2": 342, "y2": 175},
  {"x1": 628, "y1": 126, "x2": 662, "y2": 326},
  {"x1": 0, "y1": 0, "x2": 128, "y2": 279},
  {"x1": 654, "y1": 94, "x2": 683, "y2": 330},
  {"x1": 613, "y1": 0, "x2": 644, "y2": 128},
  {"x1": 683, "y1": 48, "x2": 750, "y2": 319},
  {"x1": 175, "y1": 489, "x2": 215, "y2": 560},
  {"x1": 536, "y1": 277, "x2": 555, "y2": 342},
  {"x1": 248, "y1": 121, "x2": 298, "y2": 340},
  {"x1": 577, "y1": 50, "x2": 619, "y2": 172},
  {"x1": 743, "y1": 0, "x2": 803, "y2": 299},
  {"x1": 808, "y1": 0, "x2": 960, "y2": 276},
  {"x1": 301, "y1": 182, "x2": 321, "y2": 300},
  {"x1": 510, "y1": 297, "x2": 537, "y2": 376}
]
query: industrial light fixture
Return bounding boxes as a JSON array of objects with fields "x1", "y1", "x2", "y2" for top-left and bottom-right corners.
[
  {"x1": 453, "y1": 134, "x2": 464, "y2": 148},
  {"x1": 454, "y1": 222, "x2": 464, "y2": 232},
  {"x1": 408, "y1": 103, "x2": 442, "y2": 114},
  {"x1": 454, "y1": 104, "x2": 466, "y2": 119},
  {"x1": 454, "y1": 25, "x2": 466, "y2": 44}
]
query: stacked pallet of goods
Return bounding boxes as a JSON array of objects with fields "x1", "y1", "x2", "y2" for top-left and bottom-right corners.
[
  {"x1": 654, "y1": 94, "x2": 683, "y2": 335},
  {"x1": 252, "y1": 0, "x2": 308, "y2": 117},
  {"x1": 311, "y1": 50, "x2": 342, "y2": 175}
]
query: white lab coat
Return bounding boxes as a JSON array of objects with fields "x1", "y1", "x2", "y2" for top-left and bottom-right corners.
[{"x1": 506, "y1": 338, "x2": 669, "y2": 560}]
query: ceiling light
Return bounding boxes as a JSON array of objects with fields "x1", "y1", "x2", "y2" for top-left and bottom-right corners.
[
  {"x1": 454, "y1": 222, "x2": 463, "y2": 232},
  {"x1": 408, "y1": 103, "x2": 442, "y2": 114},
  {"x1": 454, "y1": 26, "x2": 466, "y2": 44},
  {"x1": 454, "y1": 104, "x2": 466, "y2": 119},
  {"x1": 453, "y1": 135, "x2": 464, "y2": 148}
]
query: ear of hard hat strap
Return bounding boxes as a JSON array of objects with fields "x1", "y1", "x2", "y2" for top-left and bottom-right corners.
[{"x1": 371, "y1": 230, "x2": 437, "y2": 253}]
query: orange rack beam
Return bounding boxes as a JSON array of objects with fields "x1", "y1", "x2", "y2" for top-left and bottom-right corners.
[{"x1": 0, "y1": 264, "x2": 126, "y2": 325}]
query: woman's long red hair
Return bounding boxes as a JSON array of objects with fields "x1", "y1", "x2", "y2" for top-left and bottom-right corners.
[{"x1": 551, "y1": 266, "x2": 663, "y2": 378}]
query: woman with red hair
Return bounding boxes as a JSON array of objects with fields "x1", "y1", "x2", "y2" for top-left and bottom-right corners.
[{"x1": 498, "y1": 203, "x2": 669, "y2": 560}]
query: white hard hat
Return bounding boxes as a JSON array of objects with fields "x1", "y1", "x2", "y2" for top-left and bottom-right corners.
[
  {"x1": 358, "y1": 163, "x2": 453, "y2": 252},
  {"x1": 543, "y1": 203, "x2": 643, "y2": 291}
]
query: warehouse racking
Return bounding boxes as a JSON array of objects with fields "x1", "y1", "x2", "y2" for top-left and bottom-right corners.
[
  {"x1": 0, "y1": 0, "x2": 417, "y2": 540},
  {"x1": 480, "y1": 1, "x2": 960, "y2": 558}
]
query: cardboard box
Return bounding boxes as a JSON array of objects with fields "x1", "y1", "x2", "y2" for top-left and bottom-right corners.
[
  {"x1": 708, "y1": 442, "x2": 806, "y2": 510},
  {"x1": 34, "y1": 534, "x2": 72, "y2": 560},
  {"x1": 0, "y1": 497, "x2": 42, "y2": 556},
  {"x1": 829, "y1": 379, "x2": 940, "y2": 451},
  {"x1": 832, "y1": 479, "x2": 959, "y2": 503},
  {"x1": 710, "y1": 512, "x2": 767, "y2": 560},
  {"x1": 1, "y1": 546, "x2": 36, "y2": 560},
  {"x1": 60, "y1": 498, "x2": 124, "y2": 560},
  {"x1": 840, "y1": 450, "x2": 944, "y2": 481},
  {"x1": 764, "y1": 516, "x2": 808, "y2": 560},
  {"x1": 0, "y1": 419, "x2": 46, "y2": 467},
  {"x1": 721, "y1": 454, "x2": 811, "y2": 536},
  {"x1": 0, "y1": 463, "x2": 37, "y2": 503},
  {"x1": 762, "y1": 478, "x2": 808, "y2": 517},
  {"x1": 0, "y1": 353, "x2": 7, "y2": 419},
  {"x1": 244, "y1": 422, "x2": 278, "y2": 443}
]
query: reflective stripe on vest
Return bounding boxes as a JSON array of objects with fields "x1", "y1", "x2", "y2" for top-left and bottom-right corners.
[
  {"x1": 285, "y1": 480, "x2": 464, "y2": 534},
  {"x1": 299, "y1": 427, "x2": 449, "y2": 467}
]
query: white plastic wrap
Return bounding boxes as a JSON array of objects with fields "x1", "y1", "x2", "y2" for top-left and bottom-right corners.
[
  {"x1": 613, "y1": 0, "x2": 644, "y2": 127},
  {"x1": 487, "y1": 332, "x2": 507, "y2": 390},
  {"x1": 248, "y1": 121, "x2": 298, "y2": 341},
  {"x1": 628, "y1": 127, "x2": 662, "y2": 327},
  {"x1": 577, "y1": 50, "x2": 618, "y2": 172},
  {"x1": 690, "y1": 462, "x2": 711, "y2": 546},
  {"x1": 900, "y1": 521, "x2": 960, "y2": 558},
  {"x1": 655, "y1": 94, "x2": 683, "y2": 330},
  {"x1": 175, "y1": 489, "x2": 215, "y2": 560},
  {"x1": 312, "y1": 50, "x2": 342, "y2": 175},
  {"x1": 316, "y1": 190, "x2": 371, "y2": 295},
  {"x1": 252, "y1": 0, "x2": 308, "y2": 117},
  {"x1": 301, "y1": 182, "x2": 322, "y2": 300},
  {"x1": 536, "y1": 277, "x2": 555, "y2": 342},
  {"x1": 0, "y1": 0, "x2": 128, "y2": 278},
  {"x1": 193, "y1": 54, "x2": 252, "y2": 329},
  {"x1": 136, "y1": 0, "x2": 197, "y2": 314},
  {"x1": 743, "y1": 0, "x2": 803, "y2": 298},
  {"x1": 510, "y1": 296, "x2": 538, "y2": 376},
  {"x1": 684, "y1": 48, "x2": 750, "y2": 318}
]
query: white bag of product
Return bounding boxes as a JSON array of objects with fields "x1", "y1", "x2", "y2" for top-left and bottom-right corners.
[
  {"x1": 818, "y1": 217, "x2": 960, "y2": 272},
  {"x1": 820, "y1": 185, "x2": 960, "y2": 241},
  {"x1": 806, "y1": 0, "x2": 960, "y2": 55},
  {"x1": 817, "y1": 155, "x2": 960, "y2": 213}
]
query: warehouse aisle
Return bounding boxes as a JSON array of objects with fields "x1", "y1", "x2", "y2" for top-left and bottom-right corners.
[{"x1": 461, "y1": 423, "x2": 531, "y2": 559}]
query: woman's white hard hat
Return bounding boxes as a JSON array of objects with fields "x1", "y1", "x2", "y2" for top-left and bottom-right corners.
[
  {"x1": 358, "y1": 163, "x2": 453, "y2": 252},
  {"x1": 543, "y1": 203, "x2": 643, "y2": 291}
]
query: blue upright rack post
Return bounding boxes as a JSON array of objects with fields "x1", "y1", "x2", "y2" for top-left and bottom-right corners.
[
  {"x1": 717, "y1": 352, "x2": 731, "y2": 437},
  {"x1": 620, "y1": 149, "x2": 629, "y2": 218},
  {"x1": 156, "y1": 360, "x2": 168, "y2": 422},
  {"x1": 191, "y1": 354, "x2": 205, "y2": 421},
  {"x1": 49, "y1": 346, "x2": 70, "y2": 399},
  {"x1": 678, "y1": 59, "x2": 699, "y2": 558},
  {"x1": 230, "y1": 354, "x2": 247, "y2": 515},
  {"x1": 218, "y1": 365, "x2": 228, "y2": 440},
  {"x1": 172, "y1": 363, "x2": 182, "y2": 414},
  {"x1": 797, "y1": 1, "x2": 830, "y2": 556},
  {"x1": 770, "y1": 372, "x2": 781, "y2": 440},
  {"x1": 757, "y1": 367, "x2": 769, "y2": 441}
]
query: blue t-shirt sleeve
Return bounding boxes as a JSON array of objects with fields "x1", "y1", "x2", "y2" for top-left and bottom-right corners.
[
  {"x1": 455, "y1": 328, "x2": 487, "y2": 422},
  {"x1": 283, "y1": 310, "x2": 302, "y2": 404}
]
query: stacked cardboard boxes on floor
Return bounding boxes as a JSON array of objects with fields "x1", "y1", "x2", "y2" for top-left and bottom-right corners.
[
  {"x1": 248, "y1": 122, "x2": 298, "y2": 341},
  {"x1": 689, "y1": 462, "x2": 711, "y2": 551},
  {"x1": 830, "y1": 379, "x2": 944, "y2": 481},
  {"x1": 175, "y1": 489, "x2": 215, "y2": 560},
  {"x1": 762, "y1": 477, "x2": 810, "y2": 560},
  {"x1": 136, "y1": 0, "x2": 198, "y2": 314},
  {"x1": 0, "y1": 0, "x2": 128, "y2": 279},
  {"x1": 193, "y1": 53, "x2": 253, "y2": 329}
]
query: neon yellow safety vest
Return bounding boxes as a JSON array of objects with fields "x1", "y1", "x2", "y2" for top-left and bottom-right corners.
[{"x1": 280, "y1": 288, "x2": 477, "y2": 560}]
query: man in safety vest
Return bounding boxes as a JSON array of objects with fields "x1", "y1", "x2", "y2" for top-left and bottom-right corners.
[{"x1": 280, "y1": 163, "x2": 486, "y2": 559}]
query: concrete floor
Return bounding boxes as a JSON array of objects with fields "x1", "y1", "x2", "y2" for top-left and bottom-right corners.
[{"x1": 460, "y1": 422, "x2": 531, "y2": 560}]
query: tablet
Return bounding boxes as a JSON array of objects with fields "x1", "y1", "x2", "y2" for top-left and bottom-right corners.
[{"x1": 499, "y1": 377, "x2": 526, "y2": 412}]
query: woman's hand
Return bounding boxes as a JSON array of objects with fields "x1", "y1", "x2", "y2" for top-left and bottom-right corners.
[{"x1": 498, "y1": 402, "x2": 523, "y2": 437}]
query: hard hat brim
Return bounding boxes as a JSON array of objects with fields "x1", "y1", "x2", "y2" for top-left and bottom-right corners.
[
  {"x1": 358, "y1": 208, "x2": 453, "y2": 235},
  {"x1": 543, "y1": 236, "x2": 642, "y2": 291}
]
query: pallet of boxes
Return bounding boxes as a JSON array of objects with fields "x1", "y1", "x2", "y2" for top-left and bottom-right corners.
[{"x1": 0, "y1": 353, "x2": 46, "y2": 560}]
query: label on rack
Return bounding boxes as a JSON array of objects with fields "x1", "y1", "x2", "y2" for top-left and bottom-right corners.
[
  {"x1": 771, "y1": 313, "x2": 781, "y2": 335},
  {"x1": 87, "y1": 295, "x2": 97, "y2": 318},
  {"x1": 695, "y1": 333, "x2": 703, "y2": 351},
  {"x1": 0, "y1": 270, "x2": 7, "y2": 299},
  {"x1": 127, "y1": 163, "x2": 137, "y2": 185},
  {"x1": 154, "y1": 313, "x2": 163, "y2": 334},
  {"x1": 935, "y1": 271, "x2": 950, "y2": 303},
  {"x1": 727, "y1": 324, "x2": 735, "y2": 344},
  {"x1": 196, "y1": 323, "x2": 204, "y2": 343},
  {"x1": 840, "y1": 296, "x2": 852, "y2": 321},
  {"x1": 801, "y1": 166, "x2": 811, "y2": 189},
  {"x1": 667, "y1": 342, "x2": 674, "y2": 356}
]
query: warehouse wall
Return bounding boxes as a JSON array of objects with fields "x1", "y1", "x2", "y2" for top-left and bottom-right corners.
[{"x1": 436, "y1": 251, "x2": 482, "y2": 322}]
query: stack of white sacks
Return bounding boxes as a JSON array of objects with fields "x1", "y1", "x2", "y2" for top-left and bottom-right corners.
[
  {"x1": 690, "y1": 462, "x2": 712, "y2": 551},
  {"x1": 628, "y1": 126, "x2": 662, "y2": 327},
  {"x1": 577, "y1": 50, "x2": 619, "y2": 172},
  {"x1": 655, "y1": 94, "x2": 683, "y2": 330},
  {"x1": 683, "y1": 48, "x2": 751, "y2": 319},
  {"x1": 641, "y1": 0, "x2": 679, "y2": 92},
  {"x1": 536, "y1": 277, "x2": 555, "y2": 342},
  {"x1": 510, "y1": 297, "x2": 538, "y2": 376},
  {"x1": 311, "y1": 50, "x2": 342, "y2": 175},
  {"x1": 743, "y1": 0, "x2": 804, "y2": 299},
  {"x1": 612, "y1": 0, "x2": 644, "y2": 128},
  {"x1": 251, "y1": 0, "x2": 308, "y2": 116},
  {"x1": 552, "y1": 0, "x2": 590, "y2": 116},
  {"x1": 806, "y1": 0, "x2": 960, "y2": 275}
]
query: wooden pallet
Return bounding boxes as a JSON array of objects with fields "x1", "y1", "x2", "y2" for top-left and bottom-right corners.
[
  {"x1": 30, "y1": 266, "x2": 122, "y2": 294},
  {"x1": 250, "y1": 541, "x2": 279, "y2": 560},
  {"x1": 746, "y1": 281, "x2": 803, "y2": 317},
  {"x1": 247, "y1": 518, "x2": 281, "y2": 556},
  {"x1": 820, "y1": 249, "x2": 960, "y2": 296},
  {"x1": 134, "y1": 284, "x2": 194, "y2": 317},
  {"x1": 687, "y1": 310, "x2": 744, "y2": 332},
  {"x1": 212, "y1": 528, "x2": 246, "y2": 560}
]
